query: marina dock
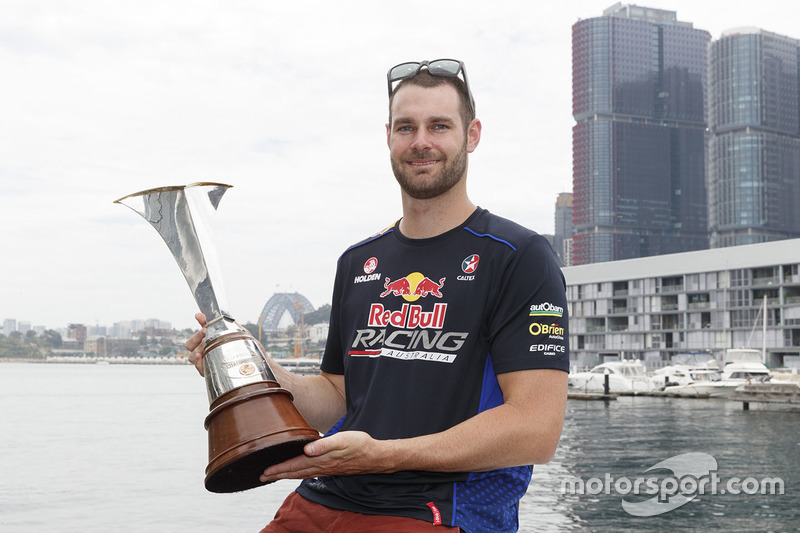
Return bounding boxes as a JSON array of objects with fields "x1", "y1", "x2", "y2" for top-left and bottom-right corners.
[
  {"x1": 568, "y1": 392, "x2": 617, "y2": 401},
  {"x1": 730, "y1": 382, "x2": 800, "y2": 410}
]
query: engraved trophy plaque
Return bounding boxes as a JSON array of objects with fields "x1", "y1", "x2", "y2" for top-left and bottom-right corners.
[{"x1": 115, "y1": 182, "x2": 319, "y2": 493}]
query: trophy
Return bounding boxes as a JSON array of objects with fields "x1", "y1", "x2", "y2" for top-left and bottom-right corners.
[{"x1": 115, "y1": 182, "x2": 319, "y2": 493}]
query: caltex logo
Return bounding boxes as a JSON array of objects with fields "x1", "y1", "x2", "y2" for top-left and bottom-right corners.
[{"x1": 462, "y1": 254, "x2": 479, "y2": 274}]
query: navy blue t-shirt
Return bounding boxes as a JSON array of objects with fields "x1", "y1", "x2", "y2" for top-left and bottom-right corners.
[{"x1": 296, "y1": 208, "x2": 569, "y2": 532}]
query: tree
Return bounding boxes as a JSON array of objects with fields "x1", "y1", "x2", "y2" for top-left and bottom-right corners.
[
  {"x1": 0, "y1": 333, "x2": 38, "y2": 358},
  {"x1": 304, "y1": 304, "x2": 331, "y2": 325},
  {"x1": 40, "y1": 330, "x2": 63, "y2": 349},
  {"x1": 243, "y1": 322, "x2": 259, "y2": 339}
]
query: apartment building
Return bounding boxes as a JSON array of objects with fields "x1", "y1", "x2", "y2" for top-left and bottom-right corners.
[{"x1": 562, "y1": 238, "x2": 800, "y2": 368}]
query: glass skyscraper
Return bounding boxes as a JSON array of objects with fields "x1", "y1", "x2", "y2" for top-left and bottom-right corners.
[
  {"x1": 571, "y1": 4, "x2": 710, "y2": 265},
  {"x1": 553, "y1": 192, "x2": 574, "y2": 266},
  {"x1": 708, "y1": 28, "x2": 800, "y2": 248}
]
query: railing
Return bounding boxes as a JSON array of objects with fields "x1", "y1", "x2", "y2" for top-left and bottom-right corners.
[{"x1": 661, "y1": 285, "x2": 684, "y2": 293}]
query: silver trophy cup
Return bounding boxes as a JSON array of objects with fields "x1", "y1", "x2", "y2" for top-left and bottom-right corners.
[{"x1": 115, "y1": 182, "x2": 319, "y2": 493}]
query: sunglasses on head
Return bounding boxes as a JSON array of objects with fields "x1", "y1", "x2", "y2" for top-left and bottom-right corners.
[{"x1": 387, "y1": 59, "x2": 475, "y2": 117}]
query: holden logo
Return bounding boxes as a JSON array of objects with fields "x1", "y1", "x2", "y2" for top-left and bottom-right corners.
[
  {"x1": 364, "y1": 257, "x2": 378, "y2": 274},
  {"x1": 462, "y1": 254, "x2": 479, "y2": 274}
]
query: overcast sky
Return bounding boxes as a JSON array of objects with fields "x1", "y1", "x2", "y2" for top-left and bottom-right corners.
[{"x1": 2, "y1": 0, "x2": 799, "y2": 332}]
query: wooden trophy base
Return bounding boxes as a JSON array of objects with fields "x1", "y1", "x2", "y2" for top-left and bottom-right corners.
[{"x1": 204, "y1": 381, "x2": 320, "y2": 493}]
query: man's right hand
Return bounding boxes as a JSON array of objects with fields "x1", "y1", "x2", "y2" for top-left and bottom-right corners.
[{"x1": 185, "y1": 312, "x2": 207, "y2": 376}]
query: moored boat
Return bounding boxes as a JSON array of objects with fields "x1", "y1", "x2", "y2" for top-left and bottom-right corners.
[
  {"x1": 568, "y1": 360, "x2": 655, "y2": 394},
  {"x1": 649, "y1": 353, "x2": 721, "y2": 397},
  {"x1": 689, "y1": 349, "x2": 772, "y2": 398},
  {"x1": 650, "y1": 364, "x2": 722, "y2": 397}
]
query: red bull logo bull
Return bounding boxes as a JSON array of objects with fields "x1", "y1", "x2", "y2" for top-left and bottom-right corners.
[{"x1": 380, "y1": 272, "x2": 445, "y2": 301}]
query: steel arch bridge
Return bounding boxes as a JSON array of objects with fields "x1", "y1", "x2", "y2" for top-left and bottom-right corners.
[{"x1": 258, "y1": 292, "x2": 315, "y2": 332}]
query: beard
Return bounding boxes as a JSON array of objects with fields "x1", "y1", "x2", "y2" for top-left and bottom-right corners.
[{"x1": 390, "y1": 140, "x2": 468, "y2": 200}]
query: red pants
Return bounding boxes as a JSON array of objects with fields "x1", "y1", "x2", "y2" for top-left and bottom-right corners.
[{"x1": 260, "y1": 492, "x2": 461, "y2": 532}]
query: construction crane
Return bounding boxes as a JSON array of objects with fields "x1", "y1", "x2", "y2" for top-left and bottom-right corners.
[{"x1": 293, "y1": 300, "x2": 306, "y2": 358}]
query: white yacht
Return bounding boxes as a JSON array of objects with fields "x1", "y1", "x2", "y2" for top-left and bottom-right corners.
[
  {"x1": 688, "y1": 349, "x2": 772, "y2": 398},
  {"x1": 649, "y1": 354, "x2": 722, "y2": 397},
  {"x1": 568, "y1": 360, "x2": 655, "y2": 394}
]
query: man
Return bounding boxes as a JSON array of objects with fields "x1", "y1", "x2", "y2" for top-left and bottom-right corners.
[{"x1": 187, "y1": 59, "x2": 569, "y2": 532}]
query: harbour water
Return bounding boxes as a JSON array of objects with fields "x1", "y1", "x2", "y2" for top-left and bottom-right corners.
[{"x1": 0, "y1": 363, "x2": 797, "y2": 532}]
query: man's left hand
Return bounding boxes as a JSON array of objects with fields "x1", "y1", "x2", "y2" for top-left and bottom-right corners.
[{"x1": 259, "y1": 431, "x2": 395, "y2": 482}]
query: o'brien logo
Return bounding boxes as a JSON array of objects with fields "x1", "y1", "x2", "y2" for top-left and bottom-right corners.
[
  {"x1": 529, "y1": 322, "x2": 565, "y2": 337},
  {"x1": 529, "y1": 302, "x2": 564, "y2": 317},
  {"x1": 380, "y1": 272, "x2": 445, "y2": 302}
]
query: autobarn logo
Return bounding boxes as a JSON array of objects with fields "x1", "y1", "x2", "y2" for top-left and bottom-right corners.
[
  {"x1": 529, "y1": 302, "x2": 564, "y2": 317},
  {"x1": 380, "y1": 272, "x2": 445, "y2": 301}
]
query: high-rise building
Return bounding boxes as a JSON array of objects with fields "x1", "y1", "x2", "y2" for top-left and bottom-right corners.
[
  {"x1": 708, "y1": 28, "x2": 800, "y2": 247},
  {"x1": 3, "y1": 319, "x2": 17, "y2": 335},
  {"x1": 571, "y1": 3, "x2": 710, "y2": 265},
  {"x1": 67, "y1": 323, "x2": 87, "y2": 344},
  {"x1": 553, "y1": 192, "x2": 574, "y2": 266}
]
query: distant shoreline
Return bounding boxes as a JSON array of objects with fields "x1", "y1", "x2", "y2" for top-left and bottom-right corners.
[{"x1": 0, "y1": 356, "x2": 189, "y2": 365}]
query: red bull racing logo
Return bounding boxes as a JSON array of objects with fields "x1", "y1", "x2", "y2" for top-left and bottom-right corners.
[
  {"x1": 380, "y1": 272, "x2": 445, "y2": 301},
  {"x1": 374, "y1": 272, "x2": 448, "y2": 328},
  {"x1": 348, "y1": 272, "x2": 463, "y2": 363}
]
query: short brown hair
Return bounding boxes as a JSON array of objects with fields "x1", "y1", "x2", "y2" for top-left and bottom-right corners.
[{"x1": 388, "y1": 70, "x2": 475, "y2": 130}]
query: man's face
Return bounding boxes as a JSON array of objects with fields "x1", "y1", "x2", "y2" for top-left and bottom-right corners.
[{"x1": 387, "y1": 83, "x2": 478, "y2": 200}]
